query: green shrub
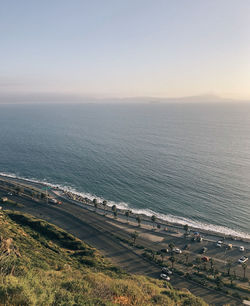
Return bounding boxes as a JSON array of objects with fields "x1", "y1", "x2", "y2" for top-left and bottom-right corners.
[
  {"x1": 232, "y1": 292, "x2": 241, "y2": 299},
  {"x1": 80, "y1": 258, "x2": 97, "y2": 267},
  {"x1": 0, "y1": 211, "x2": 207, "y2": 306}
]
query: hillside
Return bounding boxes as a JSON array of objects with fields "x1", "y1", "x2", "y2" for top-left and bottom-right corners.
[{"x1": 0, "y1": 210, "x2": 207, "y2": 305}]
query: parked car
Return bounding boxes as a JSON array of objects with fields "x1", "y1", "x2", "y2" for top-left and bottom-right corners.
[
  {"x1": 239, "y1": 246, "x2": 245, "y2": 252},
  {"x1": 161, "y1": 267, "x2": 172, "y2": 275},
  {"x1": 216, "y1": 241, "x2": 223, "y2": 247},
  {"x1": 160, "y1": 248, "x2": 169, "y2": 253},
  {"x1": 49, "y1": 198, "x2": 58, "y2": 204},
  {"x1": 238, "y1": 256, "x2": 248, "y2": 264},
  {"x1": 200, "y1": 247, "x2": 208, "y2": 254},
  {"x1": 201, "y1": 256, "x2": 210, "y2": 262},
  {"x1": 160, "y1": 273, "x2": 170, "y2": 281},
  {"x1": 197, "y1": 236, "x2": 203, "y2": 242},
  {"x1": 173, "y1": 248, "x2": 182, "y2": 254},
  {"x1": 1, "y1": 197, "x2": 8, "y2": 203}
]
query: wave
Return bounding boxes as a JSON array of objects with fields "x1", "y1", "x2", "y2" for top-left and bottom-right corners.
[{"x1": 1, "y1": 171, "x2": 250, "y2": 239}]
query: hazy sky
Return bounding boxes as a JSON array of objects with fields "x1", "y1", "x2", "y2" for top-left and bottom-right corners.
[{"x1": 1, "y1": 0, "x2": 250, "y2": 101}]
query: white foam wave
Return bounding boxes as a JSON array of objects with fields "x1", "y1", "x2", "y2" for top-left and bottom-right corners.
[{"x1": 1, "y1": 171, "x2": 250, "y2": 239}]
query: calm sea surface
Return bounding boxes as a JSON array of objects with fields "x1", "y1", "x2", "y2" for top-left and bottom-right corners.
[{"x1": 0, "y1": 103, "x2": 249, "y2": 237}]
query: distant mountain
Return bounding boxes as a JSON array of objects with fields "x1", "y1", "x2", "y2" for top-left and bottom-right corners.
[
  {"x1": 0, "y1": 92, "x2": 248, "y2": 104},
  {"x1": 115, "y1": 94, "x2": 236, "y2": 104}
]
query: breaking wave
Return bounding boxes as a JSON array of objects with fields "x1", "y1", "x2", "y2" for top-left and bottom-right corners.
[{"x1": 1, "y1": 171, "x2": 250, "y2": 239}]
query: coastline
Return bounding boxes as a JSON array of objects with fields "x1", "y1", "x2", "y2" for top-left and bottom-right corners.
[{"x1": 0, "y1": 172, "x2": 249, "y2": 243}]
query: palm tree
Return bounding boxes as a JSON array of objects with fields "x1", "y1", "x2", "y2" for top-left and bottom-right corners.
[
  {"x1": 159, "y1": 251, "x2": 164, "y2": 263},
  {"x1": 136, "y1": 216, "x2": 141, "y2": 227},
  {"x1": 183, "y1": 224, "x2": 189, "y2": 236},
  {"x1": 242, "y1": 263, "x2": 247, "y2": 279},
  {"x1": 31, "y1": 191, "x2": 35, "y2": 199},
  {"x1": 230, "y1": 275, "x2": 234, "y2": 286},
  {"x1": 93, "y1": 198, "x2": 97, "y2": 211},
  {"x1": 169, "y1": 242, "x2": 175, "y2": 255},
  {"x1": 195, "y1": 257, "x2": 202, "y2": 272},
  {"x1": 215, "y1": 276, "x2": 223, "y2": 289},
  {"x1": 151, "y1": 215, "x2": 156, "y2": 228},
  {"x1": 233, "y1": 270, "x2": 237, "y2": 279},
  {"x1": 226, "y1": 261, "x2": 232, "y2": 276},
  {"x1": 125, "y1": 211, "x2": 130, "y2": 223},
  {"x1": 169, "y1": 256, "x2": 175, "y2": 269},
  {"x1": 184, "y1": 252, "x2": 189, "y2": 264},
  {"x1": 41, "y1": 192, "x2": 46, "y2": 199},
  {"x1": 160, "y1": 248, "x2": 168, "y2": 263},
  {"x1": 203, "y1": 262, "x2": 207, "y2": 271},
  {"x1": 130, "y1": 231, "x2": 139, "y2": 245},
  {"x1": 16, "y1": 186, "x2": 21, "y2": 195},
  {"x1": 102, "y1": 200, "x2": 107, "y2": 215},
  {"x1": 209, "y1": 258, "x2": 214, "y2": 276}
]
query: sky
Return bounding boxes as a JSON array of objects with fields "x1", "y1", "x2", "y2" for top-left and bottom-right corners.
[{"x1": 1, "y1": 0, "x2": 250, "y2": 102}]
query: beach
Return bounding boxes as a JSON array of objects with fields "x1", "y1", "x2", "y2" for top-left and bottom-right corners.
[
  {"x1": 0, "y1": 175, "x2": 249, "y2": 304},
  {"x1": 1, "y1": 174, "x2": 249, "y2": 244}
]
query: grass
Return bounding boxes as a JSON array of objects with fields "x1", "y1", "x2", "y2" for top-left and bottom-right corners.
[{"x1": 0, "y1": 210, "x2": 207, "y2": 305}]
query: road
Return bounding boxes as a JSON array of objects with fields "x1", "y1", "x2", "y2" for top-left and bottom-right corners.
[{"x1": 0, "y1": 187, "x2": 241, "y2": 306}]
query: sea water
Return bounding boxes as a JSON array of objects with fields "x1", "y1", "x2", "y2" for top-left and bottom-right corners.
[{"x1": 0, "y1": 102, "x2": 249, "y2": 237}]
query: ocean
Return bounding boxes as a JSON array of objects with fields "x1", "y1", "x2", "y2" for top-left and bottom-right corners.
[{"x1": 0, "y1": 102, "x2": 249, "y2": 238}]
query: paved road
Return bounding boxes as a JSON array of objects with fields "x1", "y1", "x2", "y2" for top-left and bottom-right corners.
[{"x1": 1, "y1": 189, "x2": 241, "y2": 306}]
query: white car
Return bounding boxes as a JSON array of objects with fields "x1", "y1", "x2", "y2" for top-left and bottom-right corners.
[
  {"x1": 161, "y1": 267, "x2": 172, "y2": 275},
  {"x1": 160, "y1": 273, "x2": 170, "y2": 281},
  {"x1": 173, "y1": 248, "x2": 182, "y2": 254},
  {"x1": 238, "y1": 256, "x2": 248, "y2": 264},
  {"x1": 216, "y1": 241, "x2": 223, "y2": 247},
  {"x1": 239, "y1": 246, "x2": 245, "y2": 252}
]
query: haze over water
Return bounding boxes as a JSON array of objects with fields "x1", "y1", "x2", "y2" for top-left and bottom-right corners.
[{"x1": 0, "y1": 102, "x2": 249, "y2": 237}]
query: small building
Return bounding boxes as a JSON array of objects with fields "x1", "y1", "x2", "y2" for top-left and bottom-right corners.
[{"x1": 1, "y1": 197, "x2": 8, "y2": 203}]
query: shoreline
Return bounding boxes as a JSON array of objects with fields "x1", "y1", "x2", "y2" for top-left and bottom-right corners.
[
  {"x1": 0, "y1": 176, "x2": 246, "y2": 305},
  {"x1": 61, "y1": 190, "x2": 250, "y2": 245},
  {"x1": 0, "y1": 172, "x2": 249, "y2": 242}
]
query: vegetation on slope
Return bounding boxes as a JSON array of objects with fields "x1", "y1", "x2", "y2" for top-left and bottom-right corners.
[{"x1": 0, "y1": 210, "x2": 207, "y2": 305}]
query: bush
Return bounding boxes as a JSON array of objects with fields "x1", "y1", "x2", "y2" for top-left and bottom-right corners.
[
  {"x1": 0, "y1": 211, "x2": 207, "y2": 306},
  {"x1": 108, "y1": 266, "x2": 123, "y2": 274},
  {"x1": 142, "y1": 252, "x2": 153, "y2": 261},
  {"x1": 72, "y1": 249, "x2": 94, "y2": 257},
  {"x1": 135, "y1": 244, "x2": 145, "y2": 250},
  {"x1": 80, "y1": 258, "x2": 97, "y2": 267},
  {"x1": 232, "y1": 292, "x2": 241, "y2": 299},
  {"x1": 0, "y1": 283, "x2": 33, "y2": 306},
  {"x1": 185, "y1": 273, "x2": 191, "y2": 279},
  {"x1": 174, "y1": 269, "x2": 184, "y2": 276},
  {"x1": 8, "y1": 213, "x2": 86, "y2": 250}
]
